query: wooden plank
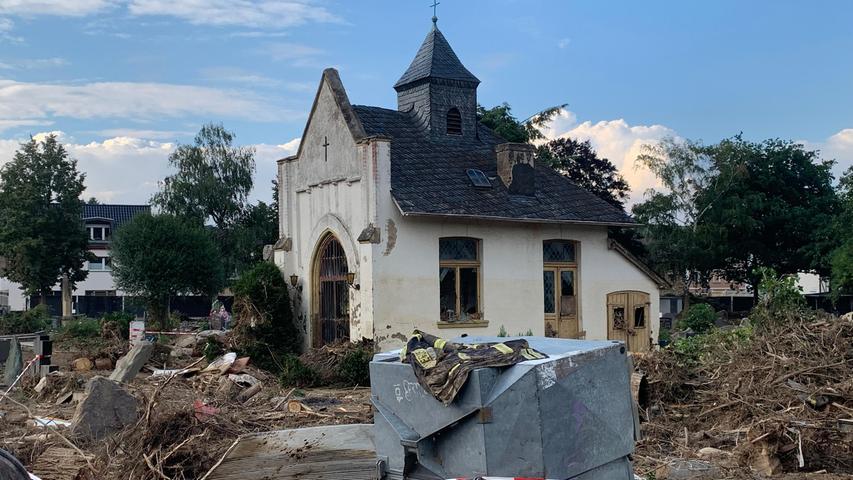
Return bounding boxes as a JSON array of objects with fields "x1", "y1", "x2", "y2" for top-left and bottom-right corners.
[
  {"x1": 30, "y1": 447, "x2": 93, "y2": 480},
  {"x1": 208, "y1": 424, "x2": 375, "y2": 480}
]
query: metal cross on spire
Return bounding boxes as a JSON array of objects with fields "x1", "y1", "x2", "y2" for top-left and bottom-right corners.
[{"x1": 430, "y1": 0, "x2": 440, "y2": 25}]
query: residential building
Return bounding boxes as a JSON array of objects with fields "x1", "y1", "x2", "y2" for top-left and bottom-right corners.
[{"x1": 0, "y1": 204, "x2": 149, "y2": 316}]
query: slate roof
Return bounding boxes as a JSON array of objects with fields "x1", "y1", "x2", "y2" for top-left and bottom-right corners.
[
  {"x1": 82, "y1": 204, "x2": 150, "y2": 229},
  {"x1": 352, "y1": 105, "x2": 634, "y2": 226},
  {"x1": 394, "y1": 26, "x2": 480, "y2": 89}
]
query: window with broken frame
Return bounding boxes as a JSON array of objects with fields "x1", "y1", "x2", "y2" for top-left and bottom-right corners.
[{"x1": 438, "y1": 237, "x2": 483, "y2": 325}]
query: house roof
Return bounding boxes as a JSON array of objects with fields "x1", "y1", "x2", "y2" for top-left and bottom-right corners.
[
  {"x1": 607, "y1": 238, "x2": 672, "y2": 289},
  {"x1": 352, "y1": 105, "x2": 635, "y2": 226},
  {"x1": 394, "y1": 26, "x2": 480, "y2": 89},
  {"x1": 82, "y1": 204, "x2": 150, "y2": 229}
]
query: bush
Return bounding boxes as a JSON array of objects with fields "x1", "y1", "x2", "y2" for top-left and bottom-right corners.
[
  {"x1": 0, "y1": 305, "x2": 51, "y2": 335},
  {"x1": 678, "y1": 303, "x2": 716, "y2": 333},
  {"x1": 101, "y1": 311, "x2": 134, "y2": 340},
  {"x1": 339, "y1": 347, "x2": 372, "y2": 386},
  {"x1": 280, "y1": 355, "x2": 319, "y2": 387},
  {"x1": 669, "y1": 324, "x2": 753, "y2": 367},
  {"x1": 231, "y1": 262, "x2": 299, "y2": 372},
  {"x1": 61, "y1": 317, "x2": 101, "y2": 338},
  {"x1": 202, "y1": 336, "x2": 224, "y2": 362},
  {"x1": 753, "y1": 267, "x2": 806, "y2": 322}
]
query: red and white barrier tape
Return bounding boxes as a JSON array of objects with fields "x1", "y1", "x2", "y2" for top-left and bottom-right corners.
[{"x1": 1, "y1": 354, "x2": 42, "y2": 400}]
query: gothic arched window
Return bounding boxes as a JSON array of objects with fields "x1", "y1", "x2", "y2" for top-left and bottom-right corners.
[{"x1": 446, "y1": 107, "x2": 462, "y2": 135}]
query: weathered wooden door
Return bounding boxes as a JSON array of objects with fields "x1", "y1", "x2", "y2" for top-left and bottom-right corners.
[
  {"x1": 607, "y1": 291, "x2": 651, "y2": 352},
  {"x1": 543, "y1": 240, "x2": 581, "y2": 339},
  {"x1": 544, "y1": 267, "x2": 580, "y2": 338},
  {"x1": 313, "y1": 234, "x2": 350, "y2": 347}
]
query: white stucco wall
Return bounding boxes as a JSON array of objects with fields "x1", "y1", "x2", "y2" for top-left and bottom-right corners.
[
  {"x1": 370, "y1": 205, "x2": 661, "y2": 350},
  {"x1": 276, "y1": 75, "x2": 383, "y2": 349}
]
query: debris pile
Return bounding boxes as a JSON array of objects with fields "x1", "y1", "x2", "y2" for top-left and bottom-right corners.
[
  {"x1": 0, "y1": 334, "x2": 373, "y2": 480},
  {"x1": 635, "y1": 313, "x2": 853, "y2": 478},
  {"x1": 294, "y1": 338, "x2": 374, "y2": 386}
]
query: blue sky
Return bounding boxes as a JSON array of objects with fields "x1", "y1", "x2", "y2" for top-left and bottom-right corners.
[{"x1": 0, "y1": 0, "x2": 851, "y2": 204}]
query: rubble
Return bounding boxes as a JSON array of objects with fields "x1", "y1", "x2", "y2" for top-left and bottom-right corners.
[
  {"x1": 635, "y1": 313, "x2": 853, "y2": 477},
  {"x1": 3, "y1": 338, "x2": 22, "y2": 385},
  {"x1": 108, "y1": 340, "x2": 153, "y2": 383},
  {"x1": 70, "y1": 376, "x2": 138, "y2": 441}
]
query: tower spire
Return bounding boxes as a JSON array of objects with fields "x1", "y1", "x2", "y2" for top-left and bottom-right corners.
[{"x1": 430, "y1": 0, "x2": 439, "y2": 27}]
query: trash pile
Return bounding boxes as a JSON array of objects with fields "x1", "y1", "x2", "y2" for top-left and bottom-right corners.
[
  {"x1": 634, "y1": 312, "x2": 853, "y2": 479},
  {"x1": 0, "y1": 331, "x2": 373, "y2": 480}
]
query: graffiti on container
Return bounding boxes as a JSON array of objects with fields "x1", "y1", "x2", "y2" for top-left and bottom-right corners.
[{"x1": 394, "y1": 379, "x2": 428, "y2": 403}]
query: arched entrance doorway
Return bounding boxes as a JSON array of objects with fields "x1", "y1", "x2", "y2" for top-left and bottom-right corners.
[{"x1": 312, "y1": 234, "x2": 351, "y2": 347}]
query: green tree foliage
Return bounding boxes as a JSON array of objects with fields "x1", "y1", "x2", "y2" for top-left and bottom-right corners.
[
  {"x1": 0, "y1": 135, "x2": 90, "y2": 300},
  {"x1": 111, "y1": 214, "x2": 224, "y2": 330},
  {"x1": 752, "y1": 267, "x2": 805, "y2": 321},
  {"x1": 232, "y1": 201, "x2": 278, "y2": 268},
  {"x1": 0, "y1": 305, "x2": 51, "y2": 335},
  {"x1": 231, "y1": 262, "x2": 299, "y2": 371},
  {"x1": 537, "y1": 138, "x2": 630, "y2": 209},
  {"x1": 633, "y1": 137, "x2": 730, "y2": 295},
  {"x1": 678, "y1": 303, "x2": 716, "y2": 333},
  {"x1": 152, "y1": 123, "x2": 256, "y2": 276},
  {"x1": 830, "y1": 167, "x2": 853, "y2": 298},
  {"x1": 477, "y1": 103, "x2": 566, "y2": 143},
  {"x1": 698, "y1": 137, "x2": 838, "y2": 296}
]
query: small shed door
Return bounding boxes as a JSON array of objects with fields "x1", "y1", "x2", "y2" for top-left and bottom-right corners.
[{"x1": 607, "y1": 291, "x2": 651, "y2": 352}]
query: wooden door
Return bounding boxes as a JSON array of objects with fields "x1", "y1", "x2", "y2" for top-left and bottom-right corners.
[
  {"x1": 544, "y1": 267, "x2": 580, "y2": 338},
  {"x1": 607, "y1": 291, "x2": 651, "y2": 352}
]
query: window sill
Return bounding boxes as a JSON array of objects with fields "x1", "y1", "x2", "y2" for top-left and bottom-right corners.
[{"x1": 436, "y1": 320, "x2": 489, "y2": 329}]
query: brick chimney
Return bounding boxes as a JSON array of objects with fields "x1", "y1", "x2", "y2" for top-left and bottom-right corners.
[{"x1": 496, "y1": 143, "x2": 536, "y2": 196}]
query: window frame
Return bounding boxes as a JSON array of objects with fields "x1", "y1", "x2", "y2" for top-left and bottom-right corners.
[
  {"x1": 86, "y1": 224, "x2": 112, "y2": 242},
  {"x1": 88, "y1": 256, "x2": 111, "y2": 272},
  {"x1": 438, "y1": 237, "x2": 483, "y2": 325}
]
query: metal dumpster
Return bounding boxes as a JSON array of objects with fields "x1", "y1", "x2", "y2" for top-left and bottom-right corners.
[{"x1": 370, "y1": 336, "x2": 638, "y2": 479}]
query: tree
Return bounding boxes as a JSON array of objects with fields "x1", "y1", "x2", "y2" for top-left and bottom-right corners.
[
  {"x1": 111, "y1": 214, "x2": 224, "y2": 329},
  {"x1": 831, "y1": 167, "x2": 853, "y2": 297},
  {"x1": 231, "y1": 262, "x2": 299, "y2": 371},
  {"x1": 0, "y1": 135, "x2": 89, "y2": 302},
  {"x1": 632, "y1": 137, "x2": 733, "y2": 300},
  {"x1": 232, "y1": 201, "x2": 278, "y2": 269},
  {"x1": 537, "y1": 138, "x2": 630, "y2": 209},
  {"x1": 477, "y1": 103, "x2": 566, "y2": 143},
  {"x1": 698, "y1": 137, "x2": 838, "y2": 299},
  {"x1": 152, "y1": 123, "x2": 256, "y2": 276}
]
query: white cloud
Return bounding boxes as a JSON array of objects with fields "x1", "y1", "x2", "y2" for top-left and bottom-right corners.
[
  {"x1": 541, "y1": 109, "x2": 677, "y2": 205},
  {"x1": 0, "y1": 119, "x2": 53, "y2": 132},
  {"x1": 802, "y1": 128, "x2": 853, "y2": 179},
  {"x1": 261, "y1": 42, "x2": 324, "y2": 64},
  {"x1": 0, "y1": 16, "x2": 21, "y2": 42},
  {"x1": 0, "y1": 79, "x2": 285, "y2": 123},
  {"x1": 127, "y1": 0, "x2": 341, "y2": 28},
  {"x1": 89, "y1": 128, "x2": 193, "y2": 139},
  {"x1": 0, "y1": 131, "x2": 300, "y2": 204},
  {"x1": 0, "y1": 57, "x2": 68, "y2": 69},
  {"x1": 201, "y1": 66, "x2": 282, "y2": 88},
  {"x1": 557, "y1": 37, "x2": 570, "y2": 49},
  {"x1": 0, "y1": 0, "x2": 116, "y2": 16}
]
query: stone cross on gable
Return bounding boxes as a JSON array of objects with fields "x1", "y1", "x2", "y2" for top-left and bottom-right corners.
[{"x1": 322, "y1": 136, "x2": 330, "y2": 162}]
